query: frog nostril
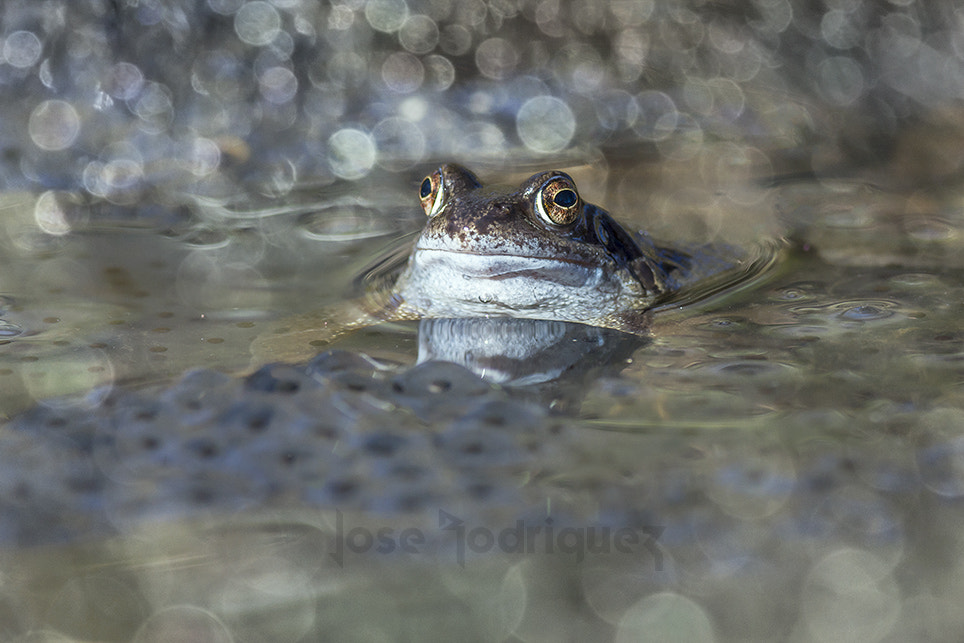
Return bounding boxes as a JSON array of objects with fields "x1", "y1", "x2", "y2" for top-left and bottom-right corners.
[{"x1": 484, "y1": 201, "x2": 509, "y2": 217}]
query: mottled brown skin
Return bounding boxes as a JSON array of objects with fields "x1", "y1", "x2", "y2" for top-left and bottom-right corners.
[{"x1": 418, "y1": 165, "x2": 669, "y2": 290}]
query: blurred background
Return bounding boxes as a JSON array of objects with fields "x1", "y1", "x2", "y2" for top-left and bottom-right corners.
[{"x1": 4, "y1": 0, "x2": 963, "y2": 207}]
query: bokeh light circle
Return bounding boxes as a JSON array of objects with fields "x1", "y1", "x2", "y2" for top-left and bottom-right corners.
[
  {"x1": 328, "y1": 128, "x2": 377, "y2": 180},
  {"x1": 29, "y1": 100, "x2": 81, "y2": 151},
  {"x1": 382, "y1": 52, "x2": 424, "y2": 93},
  {"x1": 476, "y1": 38, "x2": 519, "y2": 80},
  {"x1": 615, "y1": 592, "x2": 716, "y2": 643},
  {"x1": 234, "y1": 1, "x2": 282, "y2": 46},
  {"x1": 3, "y1": 30, "x2": 43, "y2": 69},
  {"x1": 366, "y1": 0, "x2": 409, "y2": 33},
  {"x1": 259, "y1": 66, "x2": 298, "y2": 104},
  {"x1": 516, "y1": 96, "x2": 576, "y2": 154},
  {"x1": 399, "y1": 15, "x2": 440, "y2": 54},
  {"x1": 633, "y1": 90, "x2": 679, "y2": 141}
]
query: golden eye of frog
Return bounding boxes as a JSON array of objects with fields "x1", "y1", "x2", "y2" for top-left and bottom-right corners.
[{"x1": 392, "y1": 163, "x2": 685, "y2": 333}]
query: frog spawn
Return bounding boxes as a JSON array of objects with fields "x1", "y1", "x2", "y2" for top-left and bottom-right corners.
[
  {"x1": 0, "y1": 353, "x2": 571, "y2": 544},
  {"x1": 1, "y1": 343, "x2": 927, "y2": 548}
]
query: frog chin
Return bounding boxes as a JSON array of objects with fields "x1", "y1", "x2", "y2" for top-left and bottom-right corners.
[
  {"x1": 409, "y1": 246, "x2": 606, "y2": 286},
  {"x1": 394, "y1": 247, "x2": 634, "y2": 320}
]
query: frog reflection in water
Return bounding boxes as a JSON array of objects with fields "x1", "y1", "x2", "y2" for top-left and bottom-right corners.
[
  {"x1": 391, "y1": 163, "x2": 689, "y2": 333},
  {"x1": 254, "y1": 164, "x2": 703, "y2": 364}
]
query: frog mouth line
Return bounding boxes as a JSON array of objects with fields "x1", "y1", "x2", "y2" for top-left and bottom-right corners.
[
  {"x1": 411, "y1": 247, "x2": 605, "y2": 285},
  {"x1": 412, "y1": 245, "x2": 602, "y2": 270}
]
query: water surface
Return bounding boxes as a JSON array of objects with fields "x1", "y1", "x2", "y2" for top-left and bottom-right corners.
[{"x1": 3, "y1": 171, "x2": 964, "y2": 642}]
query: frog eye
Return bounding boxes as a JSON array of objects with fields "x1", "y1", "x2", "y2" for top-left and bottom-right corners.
[
  {"x1": 535, "y1": 177, "x2": 581, "y2": 226},
  {"x1": 419, "y1": 169, "x2": 445, "y2": 217}
]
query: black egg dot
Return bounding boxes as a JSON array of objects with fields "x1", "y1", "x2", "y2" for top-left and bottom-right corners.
[
  {"x1": 462, "y1": 441, "x2": 485, "y2": 455},
  {"x1": 480, "y1": 411, "x2": 508, "y2": 427},
  {"x1": 327, "y1": 479, "x2": 358, "y2": 500},
  {"x1": 466, "y1": 482, "x2": 493, "y2": 499},
  {"x1": 246, "y1": 410, "x2": 272, "y2": 432},
  {"x1": 364, "y1": 432, "x2": 407, "y2": 457},
  {"x1": 187, "y1": 439, "x2": 219, "y2": 459},
  {"x1": 245, "y1": 365, "x2": 301, "y2": 393},
  {"x1": 420, "y1": 177, "x2": 432, "y2": 198},
  {"x1": 553, "y1": 188, "x2": 577, "y2": 208},
  {"x1": 313, "y1": 424, "x2": 339, "y2": 440}
]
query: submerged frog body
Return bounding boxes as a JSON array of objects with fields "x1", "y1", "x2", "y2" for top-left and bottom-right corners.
[{"x1": 390, "y1": 164, "x2": 688, "y2": 333}]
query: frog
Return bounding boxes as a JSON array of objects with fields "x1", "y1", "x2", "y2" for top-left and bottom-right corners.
[
  {"x1": 252, "y1": 163, "x2": 708, "y2": 365},
  {"x1": 390, "y1": 163, "x2": 689, "y2": 332}
]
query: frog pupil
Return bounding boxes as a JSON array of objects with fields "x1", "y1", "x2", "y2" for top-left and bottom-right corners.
[
  {"x1": 553, "y1": 189, "x2": 577, "y2": 208},
  {"x1": 420, "y1": 177, "x2": 432, "y2": 199}
]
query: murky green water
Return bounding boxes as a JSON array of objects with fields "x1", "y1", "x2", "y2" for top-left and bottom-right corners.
[
  {"x1": 4, "y1": 166, "x2": 964, "y2": 642},
  {"x1": 5, "y1": 1, "x2": 964, "y2": 641}
]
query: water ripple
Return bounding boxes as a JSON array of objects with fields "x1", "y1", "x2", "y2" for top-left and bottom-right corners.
[
  {"x1": 0, "y1": 321, "x2": 23, "y2": 337},
  {"x1": 790, "y1": 299, "x2": 901, "y2": 323},
  {"x1": 837, "y1": 304, "x2": 896, "y2": 322}
]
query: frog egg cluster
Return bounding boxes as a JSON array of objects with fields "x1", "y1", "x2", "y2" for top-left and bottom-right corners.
[
  {"x1": 1, "y1": 344, "x2": 928, "y2": 555},
  {"x1": 0, "y1": 353, "x2": 574, "y2": 544}
]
